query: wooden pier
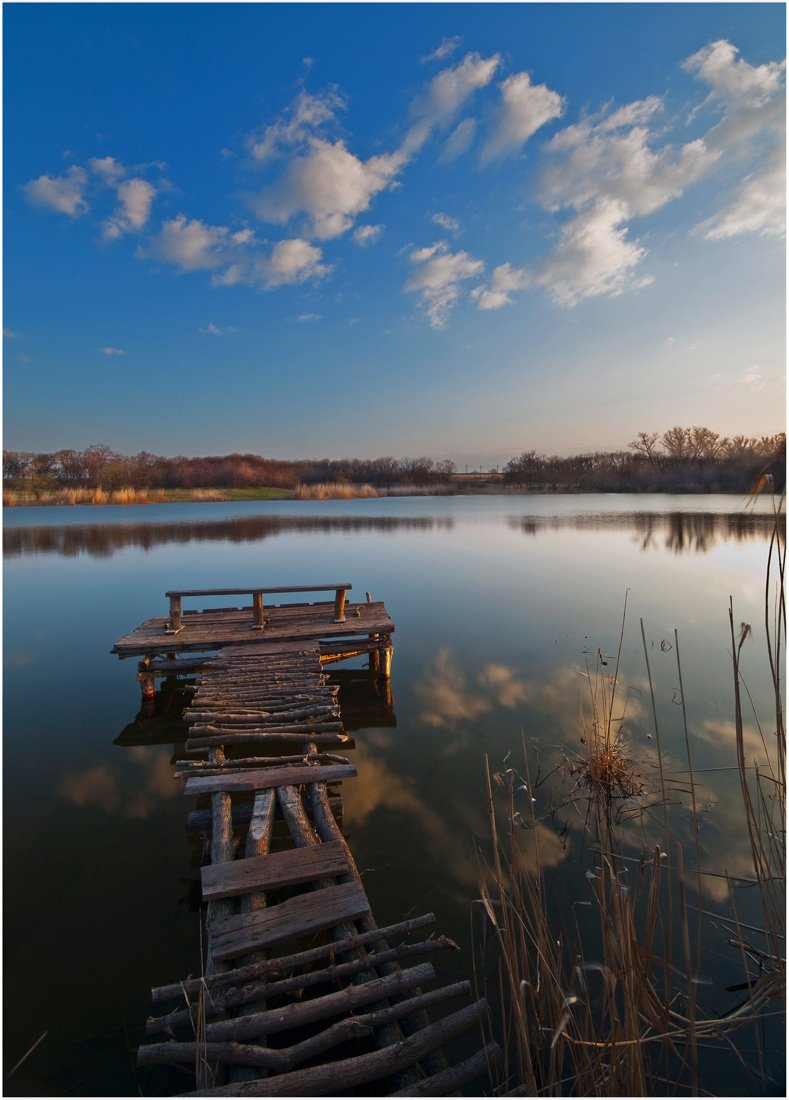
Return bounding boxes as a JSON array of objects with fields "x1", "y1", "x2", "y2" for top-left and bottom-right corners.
[{"x1": 115, "y1": 585, "x2": 501, "y2": 1095}]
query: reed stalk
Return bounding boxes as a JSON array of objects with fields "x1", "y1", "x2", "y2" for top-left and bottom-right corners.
[{"x1": 478, "y1": 495, "x2": 785, "y2": 1094}]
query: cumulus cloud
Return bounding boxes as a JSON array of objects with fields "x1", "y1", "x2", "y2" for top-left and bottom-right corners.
[
  {"x1": 250, "y1": 54, "x2": 499, "y2": 240},
  {"x1": 471, "y1": 261, "x2": 529, "y2": 310},
  {"x1": 251, "y1": 139, "x2": 403, "y2": 239},
  {"x1": 247, "y1": 89, "x2": 345, "y2": 163},
  {"x1": 88, "y1": 155, "x2": 126, "y2": 181},
  {"x1": 406, "y1": 240, "x2": 484, "y2": 328},
  {"x1": 260, "y1": 237, "x2": 331, "y2": 287},
  {"x1": 297, "y1": 312, "x2": 321, "y2": 323},
  {"x1": 480, "y1": 71, "x2": 564, "y2": 162},
  {"x1": 353, "y1": 223, "x2": 383, "y2": 246},
  {"x1": 148, "y1": 214, "x2": 234, "y2": 271},
  {"x1": 103, "y1": 177, "x2": 157, "y2": 239},
  {"x1": 23, "y1": 166, "x2": 89, "y2": 216},
  {"x1": 99, "y1": 346, "x2": 124, "y2": 356}
]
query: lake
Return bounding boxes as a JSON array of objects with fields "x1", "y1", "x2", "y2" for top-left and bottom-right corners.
[{"x1": 3, "y1": 493, "x2": 784, "y2": 1096}]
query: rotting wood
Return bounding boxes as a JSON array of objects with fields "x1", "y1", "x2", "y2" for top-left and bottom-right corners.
[
  {"x1": 391, "y1": 1043, "x2": 504, "y2": 1096},
  {"x1": 203, "y1": 963, "x2": 436, "y2": 1043},
  {"x1": 185, "y1": 763, "x2": 356, "y2": 795},
  {"x1": 151, "y1": 914, "x2": 438, "y2": 1003},
  {"x1": 174, "y1": 752, "x2": 349, "y2": 775},
  {"x1": 185, "y1": 795, "x2": 343, "y2": 832},
  {"x1": 200, "y1": 840, "x2": 349, "y2": 900},
  {"x1": 209, "y1": 880, "x2": 371, "y2": 961},
  {"x1": 146, "y1": 936, "x2": 461, "y2": 1031},
  {"x1": 140, "y1": 981, "x2": 472, "y2": 1070},
  {"x1": 182, "y1": 997, "x2": 490, "y2": 1096}
]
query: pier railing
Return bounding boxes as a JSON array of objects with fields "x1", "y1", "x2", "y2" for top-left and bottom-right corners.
[{"x1": 164, "y1": 583, "x2": 352, "y2": 634}]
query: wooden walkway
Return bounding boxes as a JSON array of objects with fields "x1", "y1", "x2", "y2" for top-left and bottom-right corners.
[{"x1": 117, "y1": 587, "x2": 501, "y2": 1095}]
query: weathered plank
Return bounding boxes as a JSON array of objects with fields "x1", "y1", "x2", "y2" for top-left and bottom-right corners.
[
  {"x1": 185, "y1": 764, "x2": 355, "y2": 795},
  {"x1": 201, "y1": 839, "x2": 349, "y2": 901},
  {"x1": 209, "y1": 880, "x2": 370, "y2": 961}
]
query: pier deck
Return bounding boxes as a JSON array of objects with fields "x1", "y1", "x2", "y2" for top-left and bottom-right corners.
[{"x1": 117, "y1": 587, "x2": 500, "y2": 1095}]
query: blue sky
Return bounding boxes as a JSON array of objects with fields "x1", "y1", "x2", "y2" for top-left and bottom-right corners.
[{"x1": 4, "y1": 2, "x2": 785, "y2": 466}]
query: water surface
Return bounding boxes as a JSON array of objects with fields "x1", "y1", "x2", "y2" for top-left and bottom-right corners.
[{"x1": 3, "y1": 494, "x2": 783, "y2": 1095}]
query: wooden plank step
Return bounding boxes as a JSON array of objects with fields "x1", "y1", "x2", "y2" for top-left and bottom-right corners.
[
  {"x1": 201, "y1": 839, "x2": 349, "y2": 901},
  {"x1": 185, "y1": 763, "x2": 355, "y2": 795},
  {"x1": 209, "y1": 880, "x2": 370, "y2": 960}
]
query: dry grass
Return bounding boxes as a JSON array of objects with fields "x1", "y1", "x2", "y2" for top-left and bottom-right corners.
[
  {"x1": 3, "y1": 486, "x2": 168, "y2": 506},
  {"x1": 292, "y1": 481, "x2": 380, "y2": 500},
  {"x1": 477, "y1": 499, "x2": 785, "y2": 1095}
]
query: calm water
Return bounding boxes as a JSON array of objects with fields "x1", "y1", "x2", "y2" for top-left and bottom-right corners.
[{"x1": 3, "y1": 494, "x2": 784, "y2": 1095}]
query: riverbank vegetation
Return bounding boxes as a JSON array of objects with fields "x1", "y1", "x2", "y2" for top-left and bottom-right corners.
[
  {"x1": 477, "y1": 493, "x2": 785, "y2": 1095},
  {"x1": 3, "y1": 427, "x2": 784, "y2": 506}
]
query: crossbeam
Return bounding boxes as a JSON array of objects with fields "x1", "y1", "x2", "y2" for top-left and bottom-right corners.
[{"x1": 164, "y1": 584, "x2": 351, "y2": 633}]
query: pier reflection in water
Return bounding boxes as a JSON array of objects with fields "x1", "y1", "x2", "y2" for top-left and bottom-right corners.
[{"x1": 3, "y1": 494, "x2": 784, "y2": 1095}]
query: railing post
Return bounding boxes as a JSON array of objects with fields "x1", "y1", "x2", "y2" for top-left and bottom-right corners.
[
  {"x1": 166, "y1": 594, "x2": 182, "y2": 634},
  {"x1": 334, "y1": 587, "x2": 347, "y2": 622},
  {"x1": 252, "y1": 591, "x2": 265, "y2": 630}
]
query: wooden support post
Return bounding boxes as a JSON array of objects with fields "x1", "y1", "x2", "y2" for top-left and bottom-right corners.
[
  {"x1": 166, "y1": 594, "x2": 182, "y2": 634},
  {"x1": 379, "y1": 635, "x2": 393, "y2": 681},
  {"x1": 334, "y1": 588, "x2": 347, "y2": 623},
  {"x1": 252, "y1": 592, "x2": 265, "y2": 630},
  {"x1": 369, "y1": 635, "x2": 380, "y2": 675}
]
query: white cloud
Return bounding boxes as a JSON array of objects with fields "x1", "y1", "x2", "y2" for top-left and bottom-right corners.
[
  {"x1": 431, "y1": 212, "x2": 460, "y2": 233},
  {"x1": 3, "y1": 328, "x2": 19, "y2": 339},
  {"x1": 148, "y1": 214, "x2": 232, "y2": 271},
  {"x1": 103, "y1": 178, "x2": 157, "y2": 239},
  {"x1": 247, "y1": 89, "x2": 344, "y2": 163},
  {"x1": 683, "y1": 39, "x2": 784, "y2": 108},
  {"x1": 23, "y1": 166, "x2": 89, "y2": 216},
  {"x1": 297, "y1": 313, "x2": 322, "y2": 323},
  {"x1": 439, "y1": 118, "x2": 478, "y2": 162},
  {"x1": 535, "y1": 198, "x2": 650, "y2": 307},
  {"x1": 258, "y1": 238, "x2": 331, "y2": 288},
  {"x1": 353, "y1": 223, "x2": 383, "y2": 246},
  {"x1": 88, "y1": 155, "x2": 126, "y2": 181},
  {"x1": 471, "y1": 262, "x2": 529, "y2": 310},
  {"x1": 249, "y1": 53, "x2": 499, "y2": 240},
  {"x1": 697, "y1": 140, "x2": 785, "y2": 240},
  {"x1": 742, "y1": 366, "x2": 766, "y2": 390},
  {"x1": 480, "y1": 71, "x2": 564, "y2": 163},
  {"x1": 198, "y1": 322, "x2": 237, "y2": 336},
  {"x1": 422, "y1": 37, "x2": 461, "y2": 64},
  {"x1": 251, "y1": 138, "x2": 402, "y2": 239},
  {"x1": 406, "y1": 240, "x2": 484, "y2": 328},
  {"x1": 99, "y1": 346, "x2": 124, "y2": 356}
]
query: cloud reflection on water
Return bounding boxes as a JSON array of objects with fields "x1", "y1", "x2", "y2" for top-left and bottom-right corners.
[{"x1": 58, "y1": 746, "x2": 179, "y2": 819}]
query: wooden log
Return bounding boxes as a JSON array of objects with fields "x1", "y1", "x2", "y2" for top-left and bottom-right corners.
[
  {"x1": 186, "y1": 705, "x2": 338, "y2": 724},
  {"x1": 183, "y1": 998, "x2": 489, "y2": 1096},
  {"x1": 200, "y1": 840, "x2": 349, "y2": 901},
  {"x1": 209, "y1": 880, "x2": 371, "y2": 961},
  {"x1": 186, "y1": 795, "x2": 343, "y2": 832},
  {"x1": 139, "y1": 981, "x2": 472, "y2": 1071},
  {"x1": 391, "y1": 1043, "x2": 503, "y2": 1096},
  {"x1": 185, "y1": 763, "x2": 356, "y2": 795},
  {"x1": 186, "y1": 732, "x2": 349, "y2": 750},
  {"x1": 151, "y1": 913, "x2": 438, "y2": 1002},
  {"x1": 204, "y1": 962, "x2": 435, "y2": 1043},
  {"x1": 175, "y1": 753, "x2": 350, "y2": 776},
  {"x1": 146, "y1": 936, "x2": 462, "y2": 1031},
  {"x1": 188, "y1": 721, "x2": 344, "y2": 736}
]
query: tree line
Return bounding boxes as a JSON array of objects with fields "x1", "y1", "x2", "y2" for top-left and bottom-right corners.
[
  {"x1": 503, "y1": 427, "x2": 785, "y2": 492},
  {"x1": 2, "y1": 428, "x2": 784, "y2": 495},
  {"x1": 1, "y1": 445, "x2": 457, "y2": 491}
]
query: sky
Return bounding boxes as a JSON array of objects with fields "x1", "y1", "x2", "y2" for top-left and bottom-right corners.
[{"x1": 3, "y1": 2, "x2": 786, "y2": 467}]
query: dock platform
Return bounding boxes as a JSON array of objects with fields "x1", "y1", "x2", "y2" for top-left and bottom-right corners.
[{"x1": 116, "y1": 586, "x2": 501, "y2": 1095}]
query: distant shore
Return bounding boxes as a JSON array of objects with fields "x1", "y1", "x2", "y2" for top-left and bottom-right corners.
[{"x1": 2, "y1": 478, "x2": 779, "y2": 507}]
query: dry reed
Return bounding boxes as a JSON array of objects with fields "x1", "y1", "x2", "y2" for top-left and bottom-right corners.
[
  {"x1": 292, "y1": 481, "x2": 379, "y2": 500},
  {"x1": 477, "y1": 496, "x2": 785, "y2": 1095}
]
